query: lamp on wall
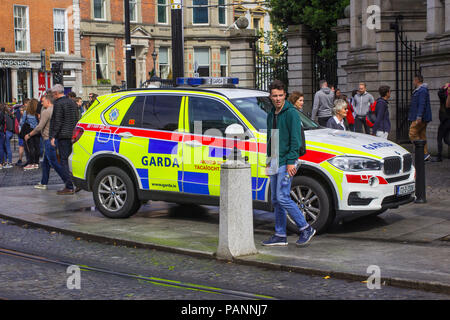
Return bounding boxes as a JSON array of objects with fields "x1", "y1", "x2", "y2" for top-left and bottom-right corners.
[{"x1": 151, "y1": 49, "x2": 158, "y2": 77}]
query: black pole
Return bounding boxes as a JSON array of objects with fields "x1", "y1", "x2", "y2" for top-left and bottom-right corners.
[
  {"x1": 124, "y1": 0, "x2": 133, "y2": 89},
  {"x1": 171, "y1": 0, "x2": 184, "y2": 85},
  {"x1": 414, "y1": 140, "x2": 427, "y2": 203}
]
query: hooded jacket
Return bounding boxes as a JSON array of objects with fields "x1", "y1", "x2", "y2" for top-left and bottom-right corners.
[
  {"x1": 311, "y1": 87, "x2": 334, "y2": 119},
  {"x1": 266, "y1": 100, "x2": 303, "y2": 167},
  {"x1": 354, "y1": 91, "x2": 375, "y2": 116},
  {"x1": 408, "y1": 83, "x2": 432, "y2": 122}
]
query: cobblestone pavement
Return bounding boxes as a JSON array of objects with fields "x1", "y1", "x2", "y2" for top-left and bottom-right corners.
[{"x1": 0, "y1": 220, "x2": 448, "y2": 300}]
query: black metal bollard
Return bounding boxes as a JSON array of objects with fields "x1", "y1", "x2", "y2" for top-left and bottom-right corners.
[{"x1": 413, "y1": 140, "x2": 427, "y2": 203}]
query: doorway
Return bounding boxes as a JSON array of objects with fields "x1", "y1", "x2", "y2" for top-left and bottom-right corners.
[{"x1": 0, "y1": 68, "x2": 11, "y2": 103}]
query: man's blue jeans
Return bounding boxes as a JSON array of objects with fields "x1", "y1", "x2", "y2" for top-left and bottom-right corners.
[
  {"x1": 42, "y1": 139, "x2": 68, "y2": 186},
  {"x1": 270, "y1": 165, "x2": 309, "y2": 237},
  {"x1": 5, "y1": 131, "x2": 13, "y2": 163}
]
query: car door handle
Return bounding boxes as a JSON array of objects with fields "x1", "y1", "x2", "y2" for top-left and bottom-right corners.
[
  {"x1": 185, "y1": 140, "x2": 202, "y2": 148},
  {"x1": 118, "y1": 132, "x2": 134, "y2": 139}
]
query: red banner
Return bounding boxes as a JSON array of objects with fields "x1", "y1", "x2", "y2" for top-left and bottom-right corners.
[{"x1": 38, "y1": 72, "x2": 51, "y2": 99}]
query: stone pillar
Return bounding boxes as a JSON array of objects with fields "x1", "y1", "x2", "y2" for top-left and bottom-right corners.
[
  {"x1": 229, "y1": 29, "x2": 258, "y2": 89},
  {"x1": 334, "y1": 18, "x2": 351, "y2": 94},
  {"x1": 361, "y1": 0, "x2": 377, "y2": 47},
  {"x1": 286, "y1": 25, "x2": 313, "y2": 114},
  {"x1": 427, "y1": 0, "x2": 445, "y2": 35},
  {"x1": 216, "y1": 160, "x2": 257, "y2": 260},
  {"x1": 10, "y1": 69, "x2": 17, "y2": 101},
  {"x1": 32, "y1": 68, "x2": 39, "y2": 99},
  {"x1": 350, "y1": 0, "x2": 362, "y2": 48}
]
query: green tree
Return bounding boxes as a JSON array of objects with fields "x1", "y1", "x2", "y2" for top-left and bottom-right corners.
[{"x1": 268, "y1": 0, "x2": 349, "y2": 58}]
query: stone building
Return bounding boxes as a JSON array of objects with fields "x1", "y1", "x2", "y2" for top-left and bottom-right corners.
[
  {"x1": 0, "y1": 0, "x2": 83, "y2": 102},
  {"x1": 152, "y1": 0, "x2": 233, "y2": 79},
  {"x1": 79, "y1": 0, "x2": 155, "y2": 98},
  {"x1": 287, "y1": 0, "x2": 450, "y2": 156}
]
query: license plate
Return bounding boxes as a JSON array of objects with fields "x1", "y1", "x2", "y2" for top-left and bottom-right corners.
[{"x1": 396, "y1": 183, "x2": 415, "y2": 196}]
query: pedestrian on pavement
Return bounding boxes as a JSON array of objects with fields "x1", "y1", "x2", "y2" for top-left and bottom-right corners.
[
  {"x1": 15, "y1": 100, "x2": 27, "y2": 166},
  {"x1": 87, "y1": 93, "x2": 98, "y2": 110},
  {"x1": 263, "y1": 80, "x2": 316, "y2": 247},
  {"x1": 20, "y1": 99, "x2": 40, "y2": 170},
  {"x1": 372, "y1": 85, "x2": 392, "y2": 139},
  {"x1": 49, "y1": 84, "x2": 80, "y2": 195},
  {"x1": 288, "y1": 91, "x2": 305, "y2": 112},
  {"x1": 2, "y1": 104, "x2": 15, "y2": 168},
  {"x1": 334, "y1": 88, "x2": 342, "y2": 101},
  {"x1": 432, "y1": 82, "x2": 450, "y2": 162},
  {"x1": 0, "y1": 104, "x2": 7, "y2": 169},
  {"x1": 311, "y1": 80, "x2": 334, "y2": 127},
  {"x1": 326, "y1": 99, "x2": 348, "y2": 130},
  {"x1": 27, "y1": 92, "x2": 69, "y2": 190},
  {"x1": 353, "y1": 82, "x2": 375, "y2": 134},
  {"x1": 75, "y1": 97, "x2": 84, "y2": 119},
  {"x1": 408, "y1": 74, "x2": 432, "y2": 161}
]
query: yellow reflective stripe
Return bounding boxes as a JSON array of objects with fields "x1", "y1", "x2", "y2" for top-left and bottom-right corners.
[
  {"x1": 179, "y1": 96, "x2": 186, "y2": 132},
  {"x1": 320, "y1": 162, "x2": 344, "y2": 200},
  {"x1": 184, "y1": 96, "x2": 190, "y2": 131},
  {"x1": 311, "y1": 142, "x2": 383, "y2": 159}
]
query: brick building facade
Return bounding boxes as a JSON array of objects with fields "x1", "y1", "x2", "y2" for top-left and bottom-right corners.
[
  {"x1": 0, "y1": 0, "x2": 83, "y2": 102},
  {"x1": 79, "y1": 0, "x2": 155, "y2": 97}
]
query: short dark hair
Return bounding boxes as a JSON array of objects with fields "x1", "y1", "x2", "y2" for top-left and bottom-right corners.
[
  {"x1": 268, "y1": 80, "x2": 286, "y2": 94},
  {"x1": 67, "y1": 91, "x2": 76, "y2": 98},
  {"x1": 378, "y1": 85, "x2": 391, "y2": 98},
  {"x1": 415, "y1": 74, "x2": 424, "y2": 83},
  {"x1": 319, "y1": 80, "x2": 327, "y2": 88},
  {"x1": 111, "y1": 85, "x2": 120, "y2": 93}
]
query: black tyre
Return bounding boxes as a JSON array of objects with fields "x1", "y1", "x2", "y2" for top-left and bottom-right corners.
[
  {"x1": 286, "y1": 176, "x2": 333, "y2": 234},
  {"x1": 93, "y1": 167, "x2": 140, "y2": 219}
]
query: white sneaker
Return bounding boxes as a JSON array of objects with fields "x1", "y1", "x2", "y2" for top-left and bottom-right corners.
[
  {"x1": 4, "y1": 163, "x2": 13, "y2": 169},
  {"x1": 34, "y1": 183, "x2": 48, "y2": 190}
]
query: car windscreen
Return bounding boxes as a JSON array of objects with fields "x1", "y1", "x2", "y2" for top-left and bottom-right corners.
[{"x1": 230, "y1": 96, "x2": 320, "y2": 132}]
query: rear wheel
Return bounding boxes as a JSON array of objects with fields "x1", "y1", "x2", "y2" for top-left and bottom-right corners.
[
  {"x1": 286, "y1": 176, "x2": 333, "y2": 234},
  {"x1": 93, "y1": 167, "x2": 140, "y2": 218}
]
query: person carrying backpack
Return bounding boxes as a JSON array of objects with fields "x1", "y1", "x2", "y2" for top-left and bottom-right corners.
[
  {"x1": 372, "y1": 86, "x2": 391, "y2": 139},
  {"x1": 263, "y1": 80, "x2": 315, "y2": 247}
]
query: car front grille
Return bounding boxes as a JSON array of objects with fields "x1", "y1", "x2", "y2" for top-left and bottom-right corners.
[
  {"x1": 383, "y1": 157, "x2": 402, "y2": 175},
  {"x1": 403, "y1": 154, "x2": 412, "y2": 172}
]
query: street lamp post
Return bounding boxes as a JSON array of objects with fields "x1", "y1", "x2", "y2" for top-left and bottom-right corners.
[{"x1": 152, "y1": 50, "x2": 158, "y2": 77}]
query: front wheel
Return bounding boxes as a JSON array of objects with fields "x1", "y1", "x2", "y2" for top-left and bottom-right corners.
[
  {"x1": 93, "y1": 167, "x2": 140, "y2": 219},
  {"x1": 286, "y1": 176, "x2": 333, "y2": 234}
]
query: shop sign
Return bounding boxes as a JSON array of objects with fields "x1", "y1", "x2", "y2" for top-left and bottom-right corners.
[{"x1": 0, "y1": 59, "x2": 31, "y2": 69}]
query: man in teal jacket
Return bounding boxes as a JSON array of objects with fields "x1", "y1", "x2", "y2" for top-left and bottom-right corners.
[{"x1": 263, "y1": 80, "x2": 316, "y2": 247}]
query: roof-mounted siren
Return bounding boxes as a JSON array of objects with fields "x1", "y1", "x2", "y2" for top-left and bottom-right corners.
[{"x1": 176, "y1": 77, "x2": 239, "y2": 87}]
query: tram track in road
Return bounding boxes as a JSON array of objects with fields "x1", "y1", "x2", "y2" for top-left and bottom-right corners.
[{"x1": 0, "y1": 246, "x2": 277, "y2": 300}]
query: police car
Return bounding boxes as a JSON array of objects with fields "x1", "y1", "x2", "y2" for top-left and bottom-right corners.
[{"x1": 70, "y1": 77, "x2": 415, "y2": 233}]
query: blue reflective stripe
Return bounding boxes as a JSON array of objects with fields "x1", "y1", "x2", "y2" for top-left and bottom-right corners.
[
  {"x1": 148, "y1": 139, "x2": 178, "y2": 155},
  {"x1": 209, "y1": 146, "x2": 231, "y2": 158},
  {"x1": 180, "y1": 171, "x2": 209, "y2": 195},
  {"x1": 252, "y1": 177, "x2": 268, "y2": 201},
  {"x1": 93, "y1": 132, "x2": 121, "y2": 153},
  {"x1": 137, "y1": 169, "x2": 149, "y2": 190}
]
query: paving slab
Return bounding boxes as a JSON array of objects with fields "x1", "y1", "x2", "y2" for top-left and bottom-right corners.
[{"x1": 0, "y1": 185, "x2": 449, "y2": 294}]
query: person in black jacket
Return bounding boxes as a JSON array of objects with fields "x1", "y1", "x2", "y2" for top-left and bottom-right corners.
[
  {"x1": 49, "y1": 84, "x2": 80, "y2": 195},
  {"x1": 372, "y1": 86, "x2": 391, "y2": 139},
  {"x1": 433, "y1": 83, "x2": 450, "y2": 162}
]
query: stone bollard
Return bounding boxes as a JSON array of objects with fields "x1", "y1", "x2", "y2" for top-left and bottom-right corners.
[
  {"x1": 413, "y1": 140, "x2": 427, "y2": 203},
  {"x1": 216, "y1": 125, "x2": 257, "y2": 260}
]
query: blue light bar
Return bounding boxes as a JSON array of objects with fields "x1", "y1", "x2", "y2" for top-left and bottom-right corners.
[{"x1": 176, "y1": 77, "x2": 239, "y2": 86}]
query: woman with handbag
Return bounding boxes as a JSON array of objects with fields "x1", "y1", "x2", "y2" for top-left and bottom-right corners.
[{"x1": 20, "y1": 99, "x2": 40, "y2": 170}]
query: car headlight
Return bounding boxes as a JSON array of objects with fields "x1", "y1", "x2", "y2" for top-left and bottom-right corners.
[{"x1": 328, "y1": 156, "x2": 382, "y2": 172}]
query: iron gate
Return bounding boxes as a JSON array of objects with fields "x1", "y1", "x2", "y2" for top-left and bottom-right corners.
[
  {"x1": 391, "y1": 17, "x2": 422, "y2": 143},
  {"x1": 310, "y1": 37, "x2": 338, "y2": 94},
  {"x1": 255, "y1": 46, "x2": 288, "y2": 92}
]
